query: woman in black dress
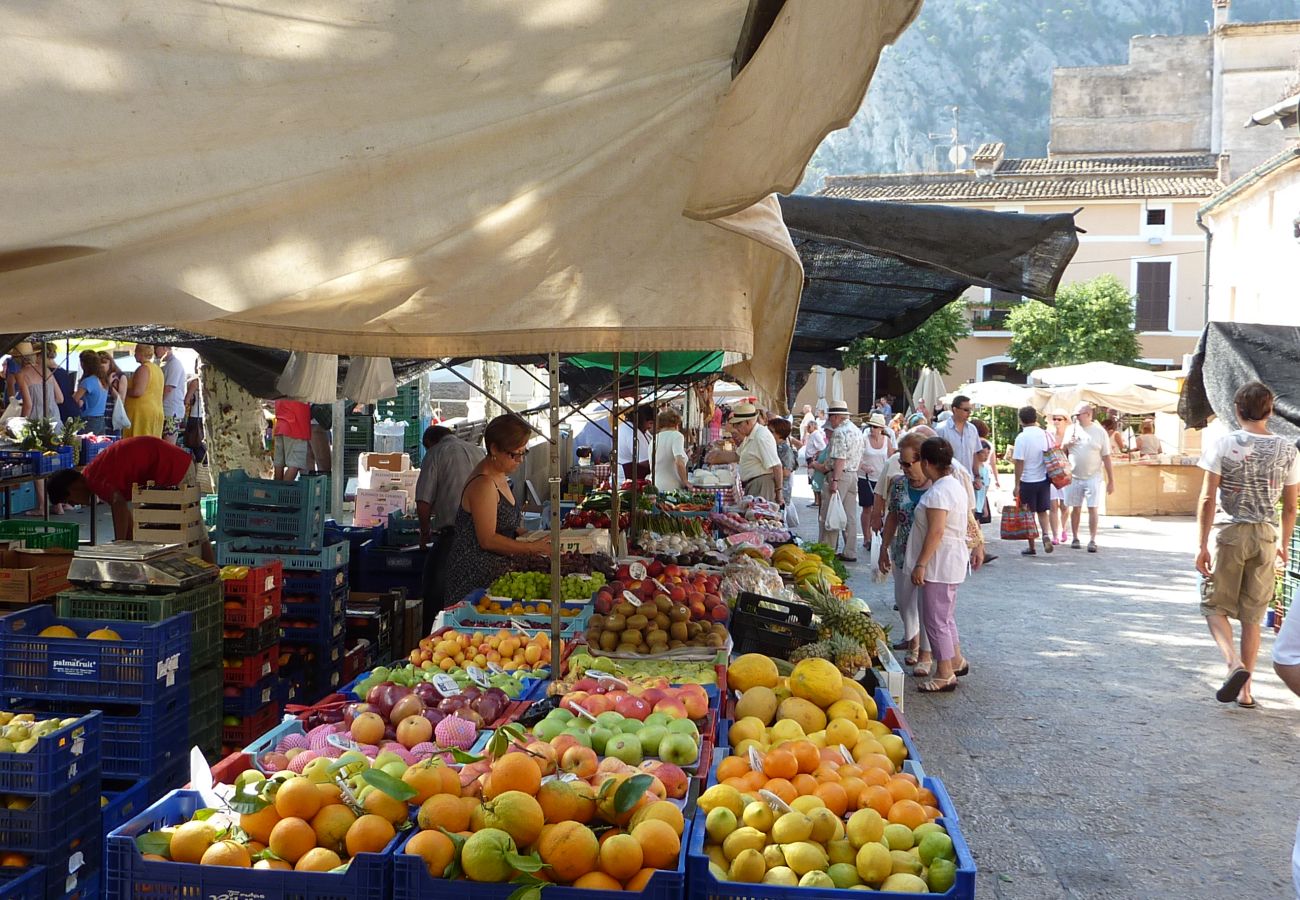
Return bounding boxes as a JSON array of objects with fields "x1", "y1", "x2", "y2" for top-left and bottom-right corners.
[{"x1": 444, "y1": 415, "x2": 544, "y2": 603}]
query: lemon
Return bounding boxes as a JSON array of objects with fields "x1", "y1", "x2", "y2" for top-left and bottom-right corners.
[
  {"x1": 762, "y1": 866, "x2": 799, "y2": 886},
  {"x1": 770, "y1": 812, "x2": 812, "y2": 844},
  {"x1": 828, "y1": 862, "x2": 863, "y2": 888},
  {"x1": 781, "y1": 841, "x2": 828, "y2": 876},
  {"x1": 705, "y1": 807, "x2": 738, "y2": 843},
  {"x1": 698, "y1": 784, "x2": 744, "y2": 819},
  {"x1": 728, "y1": 848, "x2": 766, "y2": 883},
  {"x1": 808, "y1": 807, "x2": 843, "y2": 843},
  {"x1": 827, "y1": 838, "x2": 857, "y2": 866},
  {"x1": 927, "y1": 857, "x2": 957, "y2": 892},
  {"x1": 847, "y1": 809, "x2": 885, "y2": 848},
  {"x1": 762, "y1": 845, "x2": 786, "y2": 870},
  {"x1": 799, "y1": 870, "x2": 836, "y2": 888},
  {"x1": 881, "y1": 872, "x2": 929, "y2": 893},
  {"x1": 883, "y1": 823, "x2": 914, "y2": 851},
  {"x1": 855, "y1": 842, "x2": 892, "y2": 885},
  {"x1": 741, "y1": 801, "x2": 774, "y2": 833},
  {"x1": 721, "y1": 827, "x2": 766, "y2": 861},
  {"x1": 890, "y1": 849, "x2": 923, "y2": 876}
]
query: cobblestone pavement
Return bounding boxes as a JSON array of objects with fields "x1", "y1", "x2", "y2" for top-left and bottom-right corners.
[{"x1": 789, "y1": 476, "x2": 1299, "y2": 899}]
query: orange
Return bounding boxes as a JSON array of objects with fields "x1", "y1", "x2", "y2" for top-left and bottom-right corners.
[
  {"x1": 274, "y1": 777, "x2": 323, "y2": 821},
  {"x1": 818, "y1": 748, "x2": 844, "y2": 764},
  {"x1": 363, "y1": 788, "x2": 410, "y2": 826},
  {"x1": 316, "y1": 784, "x2": 343, "y2": 807},
  {"x1": 598, "y1": 828, "x2": 624, "y2": 846},
  {"x1": 885, "y1": 777, "x2": 918, "y2": 804},
  {"x1": 860, "y1": 767, "x2": 890, "y2": 788},
  {"x1": 239, "y1": 805, "x2": 282, "y2": 846},
  {"x1": 722, "y1": 776, "x2": 749, "y2": 791},
  {"x1": 624, "y1": 867, "x2": 657, "y2": 891},
  {"x1": 536, "y1": 821, "x2": 600, "y2": 883},
  {"x1": 573, "y1": 871, "x2": 623, "y2": 890},
  {"x1": 418, "y1": 794, "x2": 471, "y2": 833},
  {"x1": 887, "y1": 799, "x2": 928, "y2": 830},
  {"x1": 923, "y1": 805, "x2": 942, "y2": 821},
  {"x1": 839, "y1": 777, "x2": 867, "y2": 810},
  {"x1": 761, "y1": 750, "x2": 797, "y2": 780},
  {"x1": 345, "y1": 814, "x2": 396, "y2": 857},
  {"x1": 537, "y1": 779, "x2": 597, "y2": 825},
  {"x1": 459, "y1": 796, "x2": 482, "y2": 821},
  {"x1": 268, "y1": 817, "x2": 316, "y2": 864},
  {"x1": 894, "y1": 772, "x2": 920, "y2": 787},
  {"x1": 169, "y1": 821, "x2": 217, "y2": 864},
  {"x1": 859, "y1": 753, "x2": 895, "y2": 775},
  {"x1": 813, "y1": 782, "x2": 848, "y2": 816},
  {"x1": 311, "y1": 804, "x2": 358, "y2": 855},
  {"x1": 762, "y1": 778, "x2": 796, "y2": 805},
  {"x1": 838, "y1": 764, "x2": 863, "y2": 779},
  {"x1": 791, "y1": 774, "x2": 819, "y2": 797},
  {"x1": 631, "y1": 820, "x2": 680, "y2": 870},
  {"x1": 295, "y1": 847, "x2": 343, "y2": 872},
  {"x1": 861, "y1": 785, "x2": 894, "y2": 818},
  {"x1": 599, "y1": 833, "x2": 644, "y2": 880},
  {"x1": 200, "y1": 840, "x2": 251, "y2": 868},
  {"x1": 789, "y1": 741, "x2": 820, "y2": 774},
  {"x1": 716, "y1": 756, "x2": 750, "y2": 781},
  {"x1": 253, "y1": 858, "x2": 292, "y2": 871},
  {"x1": 404, "y1": 762, "x2": 455, "y2": 805},
  {"x1": 917, "y1": 787, "x2": 937, "y2": 807},
  {"x1": 812, "y1": 764, "x2": 840, "y2": 783},
  {"x1": 405, "y1": 830, "x2": 457, "y2": 879},
  {"x1": 484, "y1": 753, "x2": 542, "y2": 799},
  {"x1": 630, "y1": 801, "x2": 685, "y2": 837},
  {"x1": 741, "y1": 770, "x2": 767, "y2": 792}
]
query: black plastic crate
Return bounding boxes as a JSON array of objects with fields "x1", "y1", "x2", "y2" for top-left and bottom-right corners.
[
  {"x1": 223, "y1": 618, "x2": 281, "y2": 656},
  {"x1": 729, "y1": 592, "x2": 818, "y2": 660}
]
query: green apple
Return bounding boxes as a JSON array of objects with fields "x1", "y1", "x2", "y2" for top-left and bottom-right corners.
[
  {"x1": 233, "y1": 769, "x2": 267, "y2": 795},
  {"x1": 666, "y1": 718, "x2": 698, "y2": 739},
  {"x1": 302, "y1": 756, "x2": 335, "y2": 785},
  {"x1": 374, "y1": 751, "x2": 405, "y2": 769},
  {"x1": 636, "y1": 725, "x2": 668, "y2": 757}
]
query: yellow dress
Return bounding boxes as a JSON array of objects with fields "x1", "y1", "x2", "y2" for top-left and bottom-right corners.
[{"x1": 123, "y1": 361, "x2": 164, "y2": 438}]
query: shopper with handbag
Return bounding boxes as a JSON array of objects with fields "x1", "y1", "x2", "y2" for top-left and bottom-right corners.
[
  {"x1": 1011, "y1": 405, "x2": 1054, "y2": 556},
  {"x1": 1062, "y1": 402, "x2": 1114, "y2": 552},
  {"x1": 879, "y1": 432, "x2": 931, "y2": 671},
  {"x1": 1047, "y1": 408, "x2": 1071, "y2": 545}
]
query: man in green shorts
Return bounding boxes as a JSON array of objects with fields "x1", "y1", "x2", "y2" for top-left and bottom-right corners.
[{"x1": 1196, "y1": 382, "x2": 1300, "y2": 708}]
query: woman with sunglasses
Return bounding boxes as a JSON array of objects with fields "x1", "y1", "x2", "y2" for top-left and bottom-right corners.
[
  {"x1": 1047, "y1": 408, "x2": 1071, "y2": 545},
  {"x1": 879, "y1": 433, "x2": 932, "y2": 672},
  {"x1": 444, "y1": 414, "x2": 545, "y2": 604}
]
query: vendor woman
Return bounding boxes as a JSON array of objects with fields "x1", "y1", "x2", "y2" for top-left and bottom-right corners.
[
  {"x1": 705, "y1": 402, "x2": 783, "y2": 503},
  {"x1": 443, "y1": 414, "x2": 545, "y2": 603}
]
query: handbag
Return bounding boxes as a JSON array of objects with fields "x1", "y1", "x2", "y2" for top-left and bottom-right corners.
[
  {"x1": 1000, "y1": 504, "x2": 1040, "y2": 541},
  {"x1": 1044, "y1": 432, "x2": 1072, "y2": 489},
  {"x1": 824, "y1": 491, "x2": 848, "y2": 531}
]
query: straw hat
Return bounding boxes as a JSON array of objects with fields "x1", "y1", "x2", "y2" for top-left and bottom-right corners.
[
  {"x1": 826, "y1": 401, "x2": 852, "y2": 416},
  {"x1": 730, "y1": 402, "x2": 758, "y2": 421},
  {"x1": 866, "y1": 412, "x2": 888, "y2": 429},
  {"x1": 10, "y1": 341, "x2": 34, "y2": 360}
]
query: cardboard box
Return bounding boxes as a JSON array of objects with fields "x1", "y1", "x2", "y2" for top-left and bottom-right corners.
[
  {"x1": 520, "y1": 528, "x2": 612, "y2": 556},
  {"x1": 0, "y1": 548, "x2": 73, "y2": 603},
  {"x1": 355, "y1": 488, "x2": 410, "y2": 527},
  {"x1": 358, "y1": 466, "x2": 419, "y2": 498},
  {"x1": 358, "y1": 452, "x2": 411, "y2": 474}
]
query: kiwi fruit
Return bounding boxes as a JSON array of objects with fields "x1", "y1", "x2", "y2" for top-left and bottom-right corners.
[
  {"x1": 669, "y1": 605, "x2": 690, "y2": 623},
  {"x1": 620, "y1": 628, "x2": 643, "y2": 646},
  {"x1": 604, "y1": 613, "x2": 626, "y2": 632},
  {"x1": 599, "y1": 631, "x2": 619, "y2": 651},
  {"x1": 669, "y1": 621, "x2": 688, "y2": 641},
  {"x1": 613, "y1": 602, "x2": 636, "y2": 617},
  {"x1": 626, "y1": 614, "x2": 649, "y2": 631},
  {"x1": 654, "y1": 596, "x2": 672, "y2": 614},
  {"x1": 646, "y1": 629, "x2": 668, "y2": 646}
]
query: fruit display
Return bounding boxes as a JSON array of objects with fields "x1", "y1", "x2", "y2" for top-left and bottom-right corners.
[
  {"x1": 0, "y1": 712, "x2": 79, "y2": 753},
  {"x1": 529, "y1": 703, "x2": 703, "y2": 772},
  {"x1": 554, "y1": 678, "x2": 710, "y2": 728},
  {"x1": 399, "y1": 725, "x2": 687, "y2": 890},
  {"x1": 350, "y1": 662, "x2": 534, "y2": 702},
  {"x1": 507, "y1": 551, "x2": 617, "y2": 578},
  {"x1": 718, "y1": 554, "x2": 786, "y2": 602},
  {"x1": 588, "y1": 568, "x2": 730, "y2": 656},
  {"x1": 34, "y1": 623, "x2": 122, "y2": 640},
  {"x1": 788, "y1": 580, "x2": 889, "y2": 674},
  {"x1": 563, "y1": 649, "x2": 719, "y2": 685},
  {"x1": 487, "y1": 570, "x2": 607, "y2": 601},
  {"x1": 631, "y1": 532, "x2": 727, "y2": 566},
  {"x1": 772, "y1": 543, "x2": 844, "y2": 587},
  {"x1": 800, "y1": 541, "x2": 850, "y2": 581},
  {"x1": 408, "y1": 628, "x2": 552, "y2": 674},
  {"x1": 631, "y1": 510, "x2": 709, "y2": 537},
  {"x1": 710, "y1": 510, "x2": 791, "y2": 543},
  {"x1": 472, "y1": 595, "x2": 586, "y2": 618}
]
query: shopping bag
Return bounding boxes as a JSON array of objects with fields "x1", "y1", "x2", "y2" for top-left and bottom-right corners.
[
  {"x1": 111, "y1": 401, "x2": 131, "y2": 431},
  {"x1": 784, "y1": 501, "x2": 800, "y2": 530},
  {"x1": 1045, "y1": 446, "x2": 1072, "y2": 489},
  {"x1": 0, "y1": 397, "x2": 20, "y2": 429},
  {"x1": 999, "y1": 504, "x2": 1039, "y2": 541},
  {"x1": 824, "y1": 491, "x2": 847, "y2": 532}
]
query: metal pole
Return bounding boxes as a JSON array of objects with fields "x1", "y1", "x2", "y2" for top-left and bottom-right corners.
[
  {"x1": 548, "y1": 352, "x2": 562, "y2": 681},
  {"x1": 330, "y1": 401, "x2": 345, "y2": 519},
  {"x1": 630, "y1": 363, "x2": 641, "y2": 547},
  {"x1": 610, "y1": 354, "x2": 621, "y2": 556}
]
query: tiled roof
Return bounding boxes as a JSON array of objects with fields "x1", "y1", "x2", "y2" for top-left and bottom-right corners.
[
  {"x1": 819, "y1": 153, "x2": 1224, "y2": 202},
  {"x1": 1199, "y1": 146, "x2": 1300, "y2": 214}
]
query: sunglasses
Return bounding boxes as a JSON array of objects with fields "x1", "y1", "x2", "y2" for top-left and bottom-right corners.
[
  {"x1": 1052, "y1": 416, "x2": 1066, "y2": 421},
  {"x1": 505, "y1": 449, "x2": 527, "y2": 461},
  {"x1": 901, "y1": 459, "x2": 920, "y2": 468}
]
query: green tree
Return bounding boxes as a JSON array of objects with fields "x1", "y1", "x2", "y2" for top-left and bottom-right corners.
[
  {"x1": 1006, "y1": 274, "x2": 1141, "y2": 373},
  {"x1": 843, "y1": 300, "x2": 971, "y2": 395}
]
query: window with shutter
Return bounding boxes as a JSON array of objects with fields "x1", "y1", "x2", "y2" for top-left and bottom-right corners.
[{"x1": 1135, "y1": 261, "x2": 1171, "y2": 332}]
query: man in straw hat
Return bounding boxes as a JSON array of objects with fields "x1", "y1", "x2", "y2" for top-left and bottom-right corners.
[
  {"x1": 815, "y1": 402, "x2": 863, "y2": 560},
  {"x1": 706, "y1": 402, "x2": 783, "y2": 503}
]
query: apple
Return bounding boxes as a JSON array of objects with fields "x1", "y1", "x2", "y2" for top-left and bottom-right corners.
[
  {"x1": 582, "y1": 694, "x2": 613, "y2": 716},
  {"x1": 301, "y1": 756, "x2": 335, "y2": 784},
  {"x1": 641, "y1": 760, "x2": 689, "y2": 799},
  {"x1": 613, "y1": 694, "x2": 651, "y2": 721},
  {"x1": 643, "y1": 712, "x2": 673, "y2": 729},
  {"x1": 588, "y1": 725, "x2": 614, "y2": 755},
  {"x1": 524, "y1": 741, "x2": 558, "y2": 775},
  {"x1": 658, "y1": 733, "x2": 699, "y2": 767},
  {"x1": 561, "y1": 725, "x2": 593, "y2": 749},
  {"x1": 561, "y1": 745, "x2": 598, "y2": 779},
  {"x1": 653, "y1": 698, "x2": 689, "y2": 719},
  {"x1": 605, "y1": 734, "x2": 644, "y2": 766},
  {"x1": 595, "y1": 711, "x2": 624, "y2": 731},
  {"x1": 617, "y1": 717, "x2": 642, "y2": 734},
  {"x1": 560, "y1": 691, "x2": 590, "y2": 713},
  {"x1": 636, "y1": 724, "x2": 667, "y2": 757},
  {"x1": 678, "y1": 685, "x2": 709, "y2": 720},
  {"x1": 374, "y1": 750, "x2": 405, "y2": 769},
  {"x1": 534, "y1": 718, "x2": 565, "y2": 742},
  {"x1": 550, "y1": 733, "x2": 582, "y2": 757},
  {"x1": 640, "y1": 687, "x2": 667, "y2": 707},
  {"x1": 597, "y1": 756, "x2": 631, "y2": 775},
  {"x1": 709, "y1": 606, "x2": 729, "y2": 623},
  {"x1": 233, "y1": 769, "x2": 266, "y2": 794},
  {"x1": 666, "y1": 717, "x2": 699, "y2": 739}
]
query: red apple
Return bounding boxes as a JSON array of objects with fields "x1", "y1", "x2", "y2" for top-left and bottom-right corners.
[
  {"x1": 614, "y1": 694, "x2": 651, "y2": 721},
  {"x1": 641, "y1": 760, "x2": 689, "y2": 799},
  {"x1": 583, "y1": 694, "x2": 613, "y2": 716},
  {"x1": 679, "y1": 685, "x2": 709, "y2": 719},
  {"x1": 560, "y1": 691, "x2": 590, "y2": 713},
  {"x1": 561, "y1": 745, "x2": 598, "y2": 779},
  {"x1": 551, "y1": 733, "x2": 582, "y2": 757},
  {"x1": 653, "y1": 698, "x2": 689, "y2": 719},
  {"x1": 641, "y1": 687, "x2": 667, "y2": 707}
]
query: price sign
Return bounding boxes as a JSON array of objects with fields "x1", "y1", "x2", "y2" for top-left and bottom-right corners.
[
  {"x1": 839, "y1": 745, "x2": 855, "y2": 764},
  {"x1": 748, "y1": 746, "x2": 764, "y2": 773},
  {"x1": 570, "y1": 703, "x2": 599, "y2": 722},
  {"x1": 622, "y1": 590, "x2": 643, "y2": 608},
  {"x1": 487, "y1": 662, "x2": 507, "y2": 675},
  {"x1": 628, "y1": 562, "x2": 647, "y2": 581},
  {"x1": 758, "y1": 789, "x2": 792, "y2": 813},
  {"x1": 432, "y1": 674, "x2": 461, "y2": 695},
  {"x1": 467, "y1": 666, "x2": 491, "y2": 688}
]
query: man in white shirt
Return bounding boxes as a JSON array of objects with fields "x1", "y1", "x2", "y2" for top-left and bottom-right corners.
[
  {"x1": 155, "y1": 345, "x2": 188, "y2": 445},
  {"x1": 706, "y1": 402, "x2": 783, "y2": 502},
  {"x1": 936, "y1": 394, "x2": 981, "y2": 477},
  {"x1": 1061, "y1": 402, "x2": 1114, "y2": 552},
  {"x1": 1197, "y1": 381, "x2": 1300, "y2": 708},
  {"x1": 818, "y1": 402, "x2": 863, "y2": 559},
  {"x1": 616, "y1": 406, "x2": 655, "y2": 481},
  {"x1": 1012, "y1": 405, "x2": 1054, "y2": 556}
]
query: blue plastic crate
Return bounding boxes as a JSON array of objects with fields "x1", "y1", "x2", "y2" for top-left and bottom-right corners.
[
  {"x1": 101, "y1": 778, "x2": 151, "y2": 835},
  {"x1": 282, "y1": 588, "x2": 346, "y2": 625},
  {"x1": 351, "y1": 570, "x2": 421, "y2": 595},
  {"x1": 0, "y1": 766, "x2": 99, "y2": 852},
  {"x1": 81, "y1": 436, "x2": 115, "y2": 464},
  {"x1": 280, "y1": 614, "x2": 345, "y2": 646},
  {"x1": 217, "y1": 470, "x2": 326, "y2": 511},
  {"x1": 243, "y1": 716, "x2": 303, "y2": 758},
  {"x1": 216, "y1": 504, "x2": 326, "y2": 552},
  {"x1": 0, "y1": 608, "x2": 191, "y2": 706},
  {"x1": 6, "y1": 481, "x2": 36, "y2": 515},
  {"x1": 0, "y1": 864, "x2": 45, "y2": 900},
  {"x1": 218, "y1": 539, "x2": 349, "y2": 572},
  {"x1": 55, "y1": 446, "x2": 73, "y2": 470},
  {"x1": 358, "y1": 542, "x2": 427, "y2": 575},
  {"x1": 15, "y1": 818, "x2": 100, "y2": 883},
  {"x1": 0, "y1": 710, "x2": 98, "y2": 795},
  {"x1": 222, "y1": 675, "x2": 281, "y2": 717},
  {"x1": 443, "y1": 602, "x2": 592, "y2": 637},
  {"x1": 391, "y1": 819, "x2": 691, "y2": 900},
  {"x1": 149, "y1": 756, "x2": 189, "y2": 801},
  {"x1": 107, "y1": 790, "x2": 397, "y2": 900},
  {"x1": 283, "y1": 566, "x2": 348, "y2": 602},
  {"x1": 96, "y1": 694, "x2": 189, "y2": 781},
  {"x1": 684, "y1": 798, "x2": 975, "y2": 900}
]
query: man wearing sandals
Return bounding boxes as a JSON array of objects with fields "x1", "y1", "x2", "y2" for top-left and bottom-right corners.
[
  {"x1": 1196, "y1": 382, "x2": 1300, "y2": 708},
  {"x1": 1062, "y1": 402, "x2": 1115, "y2": 552}
]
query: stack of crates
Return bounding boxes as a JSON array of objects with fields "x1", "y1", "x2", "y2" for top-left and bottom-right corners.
[
  {"x1": 215, "y1": 472, "x2": 348, "y2": 708},
  {"x1": 342, "y1": 409, "x2": 374, "y2": 489},
  {"x1": 0, "y1": 710, "x2": 102, "y2": 899},
  {"x1": 54, "y1": 569, "x2": 223, "y2": 763},
  {"x1": 0, "y1": 605, "x2": 192, "y2": 804},
  {"x1": 376, "y1": 382, "x2": 422, "y2": 464},
  {"x1": 219, "y1": 562, "x2": 284, "y2": 755},
  {"x1": 1274, "y1": 518, "x2": 1300, "y2": 631},
  {"x1": 130, "y1": 482, "x2": 208, "y2": 556}
]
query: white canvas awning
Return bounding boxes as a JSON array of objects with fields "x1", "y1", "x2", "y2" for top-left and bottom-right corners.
[
  {"x1": 1029, "y1": 362, "x2": 1181, "y2": 392},
  {"x1": 0, "y1": 0, "x2": 921, "y2": 406}
]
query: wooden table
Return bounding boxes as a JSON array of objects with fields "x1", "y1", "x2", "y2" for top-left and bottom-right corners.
[{"x1": 1106, "y1": 459, "x2": 1202, "y2": 517}]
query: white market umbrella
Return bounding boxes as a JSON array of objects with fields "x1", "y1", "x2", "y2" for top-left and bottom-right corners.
[
  {"x1": 1029, "y1": 362, "x2": 1180, "y2": 392},
  {"x1": 911, "y1": 367, "x2": 947, "y2": 417},
  {"x1": 947, "y1": 381, "x2": 1034, "y2": 409},
  {"x1": 1033, "y1": 383, "x2": 1178, "y2": 416}
]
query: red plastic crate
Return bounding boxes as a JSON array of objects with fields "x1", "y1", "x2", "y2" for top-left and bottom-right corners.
[
  {"x1": 222, "y1": 586, "x2": 282, "y2": 629},
  {"x1": 220, "y1": 702, "x2": 281, "y2": 749},
  {"x1": 222, "y1": 644, "x2": 278, "y2": 688},
  {"x1": 222, "y1": 562, "x2": 283, "y2": 598}
]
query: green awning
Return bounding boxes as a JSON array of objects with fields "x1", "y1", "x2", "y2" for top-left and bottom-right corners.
[{"x1": 566, "y1": 351, "x2": 723, "y2": 378}]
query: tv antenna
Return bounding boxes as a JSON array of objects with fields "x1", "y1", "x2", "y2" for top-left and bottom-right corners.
[{"x1": 926, "y1": 106, "x2": 968, "y2": 170}]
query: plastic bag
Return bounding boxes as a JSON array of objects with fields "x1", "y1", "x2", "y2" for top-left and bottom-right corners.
[
  {"x1": 111, "y1": 401, "x2": 131, "y2": 431},
  {"x1": 824, "y1": 491, "x2": 847, "y2": 532},
  {"x1": 342, "y1": 356, "x2": 398, "y2": 404},
  {"x1": 783, "y1": 502, "x2": 800, "y2": 530}
]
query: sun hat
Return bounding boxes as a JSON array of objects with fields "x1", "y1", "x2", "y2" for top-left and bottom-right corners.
[
  {"x1": 867, "y1": 412, "x2": 888, "y2": 429},
  {"x1": 730, "y1": 402, "x2": 758, "y2": 421},
  {"x1": 827, "y1": 402, "x2": 851, "y2": 416},
  {"x1": 1050, "y1": 407, "x2": 1070, "y2": 419},
  {"x1": 10, "y1": 341, "x2": 34, "y2": 359}
]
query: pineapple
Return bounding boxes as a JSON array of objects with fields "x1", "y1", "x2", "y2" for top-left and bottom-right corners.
[
  {"x1": 798, "y1": 577, "x2": 886, "y2": 653},
  {"x1": 827, "y1": 633, "x2": 871, "y2": 676},
  {"x1": 789, "y1": 639, "x2": 832, "y2": 664}
]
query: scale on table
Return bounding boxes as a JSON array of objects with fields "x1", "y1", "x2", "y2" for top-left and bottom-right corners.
[{"x1": 67, "y1": 541, "x2": 218, "y2": 593}]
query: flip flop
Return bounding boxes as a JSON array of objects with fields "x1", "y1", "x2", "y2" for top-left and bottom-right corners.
[
  {"x1": 1216, "y1": 667, "x2": 1250, "y2": 703},
  {"x1": 913, "y1": 662, "x2": 932, "y2": 678},
  {"x1": 1237, "y1": 698, "x2": 1257, "y2": 709},
  {"x1": 918, "y1": 677, "x2": 958, "y2": 693},
  {"x1": 904, "y1": 653, "x2": 919, "y2": 667}
]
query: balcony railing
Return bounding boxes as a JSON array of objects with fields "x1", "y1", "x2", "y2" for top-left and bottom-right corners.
[{"x1": 970, "y1": 307, "x2": 1012, "y2": 331}]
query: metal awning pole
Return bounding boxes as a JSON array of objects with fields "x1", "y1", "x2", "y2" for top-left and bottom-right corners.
[
  {"x1": 609, "y1": 354, "x2": 621, "y2": 556},
  {"x1": 548, "y1": 352, "x2": 562, "y2": 684},
  {"x1": 331, "y1": 401, "x2": 345, "y2": 518}
]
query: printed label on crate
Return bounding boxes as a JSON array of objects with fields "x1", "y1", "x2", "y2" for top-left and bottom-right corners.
[
  {"x1": 466, "y1": 665, "x2": 491, "y2": 688},
  {"x1": 260, "y1": 661, "x2": 273, "y2": 677},
  {"x1": 51, "y1": 656, "x2": 97, "y2": 679},
  {"x1": 71, "y1": 731, "x2": 84, "y2": 756},
  {"x1": 432, "y1": 674, "x2": 460, "y2": 695},
  {"x1": 157, "y1": 653, "x2": 181, "y2": 687},
  {"x1": 487, "y1": 662, "x2": 506, "y2": 675},
  {"x1": 66, "y1": 851, "x2": 83, "y2": 875},
  {"x1": 259, "y1": 687, "x2": 272, "y2": 704},
  {"x1": 262, "y1": 575, "x2": 276, "y2": 593},
  {"x1": 68, "y1": 760, "x2": 78, "y2": 781},
  {"x1": 261, "y1": 603, "x2": 274, "y2": 620}
]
